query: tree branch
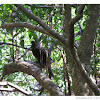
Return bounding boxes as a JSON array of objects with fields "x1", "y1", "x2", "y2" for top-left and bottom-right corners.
[
  {"x1": 68, "y1": 48, "x2": 100, "y2": 95},
  {"x1": 1, "y1": 22, "x2": 46, "y2": 34},
  {"x1": 76, "y1": 5, "x2": 84, "y2": 34},
  {"x1": 1, "y1": 61, "x2": 64, "y2": 96},
  {"x1": 68, "y1": 5, "x2": 85, "y2": 48},
  {"x1": 69, "y1": 4, "x2": 85, "y2": 26},
  {"x1": 1, "y1": 22, "x2": 66, "y2": 45},
  {"x1": 0, "y1": 81, "x2": 33, "y2": 96},
  {"x1": 15, "y1": 4, "x2": 66, "y2": 45},
  {"x1": 57, "y1": 46, "x2": 71, "y2": 95},
  {"x1": 0, "y1": 41, "x2": 30, "y2": 50}
]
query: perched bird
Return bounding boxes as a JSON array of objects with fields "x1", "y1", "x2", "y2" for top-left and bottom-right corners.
[{"x1": 31, "y1": 41, "x2": 54, "y2": 79}]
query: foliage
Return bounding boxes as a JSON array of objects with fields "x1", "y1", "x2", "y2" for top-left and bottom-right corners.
[{"x1": 0, "y1": 4, "x2": 100, "y2": 96}]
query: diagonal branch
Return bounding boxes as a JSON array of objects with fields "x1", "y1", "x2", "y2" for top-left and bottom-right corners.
[
  {"x1": 68, "y1": 5, "x2": 85, "y2": 48},
  {"x1": 68, "y1": 48, "x2": 100, "y2": 95},
  {"x1": 15, "y1": 4, "x2": 66, "y2": 45},
  {"x1": 69, "y1": 4, "x2": 85, "y2": 26}
]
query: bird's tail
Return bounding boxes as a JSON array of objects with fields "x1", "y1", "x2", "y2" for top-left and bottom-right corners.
[{"x1": 48, "y1": 65, "x2": 54, "y2": 79}]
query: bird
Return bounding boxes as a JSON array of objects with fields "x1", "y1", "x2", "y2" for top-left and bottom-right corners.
[{"x1": 31, "y1": 41, "x2": 54, "y2": 79}]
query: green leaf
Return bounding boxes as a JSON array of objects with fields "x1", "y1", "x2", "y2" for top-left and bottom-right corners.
[
  {"x1": 75, "y1": 35, "x2": 81, "y2": 40},
  {"x1": 9, "y1": 10, "x2": 12, "y2": 14}
]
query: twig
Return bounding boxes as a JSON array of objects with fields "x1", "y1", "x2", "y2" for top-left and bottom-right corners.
[
  {"x1": 0, "y1": 41, "x2": 30, "y2": 50},
  {"x1": 57, "y1": 46, "x2": 71, "y2": 95},
  {"x1": 94, "y1": 34, "x2": 98, "y2": 84},
  {"x1": 0, "y1": 81, "x2": 33, "y2": 96},
  {"x1": 17, "y1": 49, "x2": 30, "y2": 60},
  {"x1": 76, "y1": 5, "x2": 84, "y2": 34}
]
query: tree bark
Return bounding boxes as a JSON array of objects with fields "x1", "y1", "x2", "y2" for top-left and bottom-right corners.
[
  {"x1": 1, "y1": 61, "x2": 64, "y2": 96},
  {"x1": 64, "y1": 4, "x2": 100, "y2": 95}
]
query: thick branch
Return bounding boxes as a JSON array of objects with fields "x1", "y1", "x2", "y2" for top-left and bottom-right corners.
[
  {"x1": 15, "y1": 4, "x2": 66, "y2": 45},
  {"x1": 1, "y1": 61, "x2": 64, "y2": 96},
  {"x1": 67, "y1": 48, "x2": 100, "y2": 96},
  {"x1": 1, "y1": 22, "x2": 47, "y2": 35},
  {"x1": 1, "y1": 22, "x2": 66, "y2": 45}
]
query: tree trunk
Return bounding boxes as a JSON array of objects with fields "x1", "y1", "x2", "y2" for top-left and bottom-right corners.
[{"x1": 64, "y1": 4, "x2": 99, "y2": 95}]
